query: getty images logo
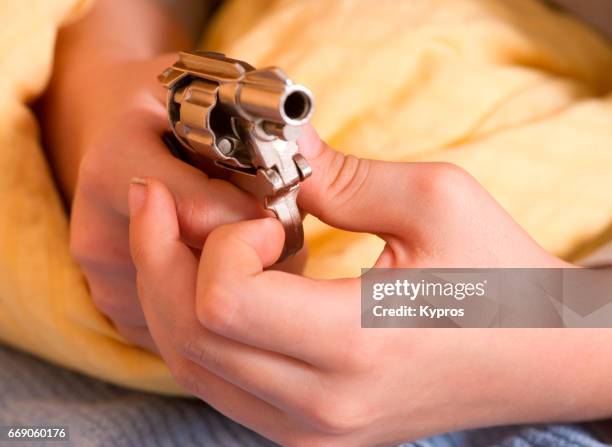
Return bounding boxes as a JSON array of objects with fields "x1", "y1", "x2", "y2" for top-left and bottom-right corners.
[{"x1": 372, "y1": 279, "x2": 488, "y2": 301}]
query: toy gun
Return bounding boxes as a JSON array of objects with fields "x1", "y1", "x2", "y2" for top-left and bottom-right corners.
[{"x1": 159, "y1": 51, "x2": 314, "y2": 261}]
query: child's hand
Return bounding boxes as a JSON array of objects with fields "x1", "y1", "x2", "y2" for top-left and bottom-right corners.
[
  {"x1": 87, "y1": 57, "x2": 281, "y2": 350},
  {"x1": 41, "y1": 1, "x2": 305, "y2": 352},
  {"x1": 128, "y1": 132, "x2": 602, "y2": 446},
  {"x1": 44, "y1": 54, "x2": 276, "y2": 351}
]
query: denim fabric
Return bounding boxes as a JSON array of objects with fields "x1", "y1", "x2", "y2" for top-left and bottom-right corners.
[{"x1": 0, "y1": 344, "x2": 608, "y2": 447}]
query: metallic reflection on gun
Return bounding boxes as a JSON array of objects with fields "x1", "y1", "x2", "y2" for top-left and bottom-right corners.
[{"x1": 159, "y1": 51, "x2": 314, "y2": 261}]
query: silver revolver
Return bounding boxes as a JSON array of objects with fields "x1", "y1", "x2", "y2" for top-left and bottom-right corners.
[{"x1": 159, "y1": 51, "x2": 314, "y2": 261}]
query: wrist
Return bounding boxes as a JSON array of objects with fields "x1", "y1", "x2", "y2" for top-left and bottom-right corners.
[
  {"x1": 58, "y1": 0, "x2": 190, "y2": 63},
  {"x1": 42, "y1": 0, "x2": 188, "y2": 200}
]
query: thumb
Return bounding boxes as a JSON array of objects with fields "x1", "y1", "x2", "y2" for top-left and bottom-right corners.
[
  {"x1": 297, "y1": 125, "x2": 413, "y2": 237},
  {"x1": 199, "y1": 218, "x2": 286, "y2": 287}
]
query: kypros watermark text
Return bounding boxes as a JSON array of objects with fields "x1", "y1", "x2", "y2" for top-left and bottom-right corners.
[{"x1": 361, "y1": 268, "x2": 612, "y2": 328}]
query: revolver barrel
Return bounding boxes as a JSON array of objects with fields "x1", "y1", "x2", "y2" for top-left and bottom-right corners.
[{"x1": 231, "y1": 75, "x2": 313, "y2": 126}]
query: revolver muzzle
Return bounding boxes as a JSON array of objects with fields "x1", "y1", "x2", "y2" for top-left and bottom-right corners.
[{"x1": 234, "y1": 81, "x2": 314, "y2": 127}]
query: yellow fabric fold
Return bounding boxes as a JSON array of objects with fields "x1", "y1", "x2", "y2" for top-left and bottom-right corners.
[
  {"x1": 0, "y1": 0, "x2": 182, "y2": 394},
  {"x1": 0, "y1": 0, "x2": 611, "y2": 393}
]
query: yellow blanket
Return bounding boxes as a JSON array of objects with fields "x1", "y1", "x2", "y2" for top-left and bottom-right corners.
[{"x1": 1, "y1": 0, "x2": 612, "y2": 394}]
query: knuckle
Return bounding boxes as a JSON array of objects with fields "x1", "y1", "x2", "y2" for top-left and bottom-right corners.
[
  {"x1": 419, "y1": 162, "x2": 473, "y2": 202},
  {"x1": 176, "y1": 180, "x2": 261, "y2": 247},
  {"x1": 325, "y1": 153, "x2": 371, "y2": 210},
  {"x1": 176, "y1": 196, "x2": 197, "y2": 231},
  {"x1": 196, "y1": 282, "x2": 238, "y2": 335},
  {"x1": 169, "y1": 327, "x2": 217, "y2": 368},
  {"x1": 179, "y1": 334, "x2": 221, "y2": 368},
  {"x1": 176, "y1": 195, "x2": 212, "y2": 245},
  {"x1": 306, "y1": 393, "x2": 367, "y2": 435}
]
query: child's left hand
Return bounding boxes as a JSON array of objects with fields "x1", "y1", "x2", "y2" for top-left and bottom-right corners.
[{"x1": 127, "y1": 132, "x2": 611, "y2": 446}]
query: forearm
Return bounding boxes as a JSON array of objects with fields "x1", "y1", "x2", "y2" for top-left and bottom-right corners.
[
  {"x1": 495, "y1": 329, "x2": 612, "y2": 424},
  {"x1": 42, "y1": 0, "x2": 191, "y2": 200},
  {"x1": 57, "y1": 0, "x2": 190, "y2": 63}
]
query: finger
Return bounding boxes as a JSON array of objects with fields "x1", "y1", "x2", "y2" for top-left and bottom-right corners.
[
  {"x1": 297, "y1": 125, "x2": 433, "y2": 239},
  {"x1": 128, "y1": 177, "x2": 199, "y2": 321},
  {"x1": 129, "y1": 196, "x2": 322, "y2": 417},
  {"x1": 156, "y1": 345, "x2": 308, "y2": 445},
  {"x1": 199, "y1": 217, "x2": 286, "y2": 281},
  {"x1": 86, "y1": 126, "x2": 264, "y2": 248},
  {"x1": 200, "y1": 270, "x2": 358, "y2": 368},
  {"x1": 171, "y1": 325, "x2": 324, "y2": 420},
  {"x1": 70, "y1": 190, "x2": 147, "y2": 327},
  {"x1": 270, "y1": 244, "x2": 307, "y2": 274},
  {"x1": 196, "y1": 218, "x2": 357, "y2": 367}
]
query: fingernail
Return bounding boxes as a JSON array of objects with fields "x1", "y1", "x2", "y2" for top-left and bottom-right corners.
[{"x1": 129, "y1": 177, "x2": 148, "y2": 217}]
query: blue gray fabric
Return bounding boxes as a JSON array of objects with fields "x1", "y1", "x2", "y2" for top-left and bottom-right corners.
[{"x1": 0, "y1": 344, "x2": 609, "y2": 447}]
